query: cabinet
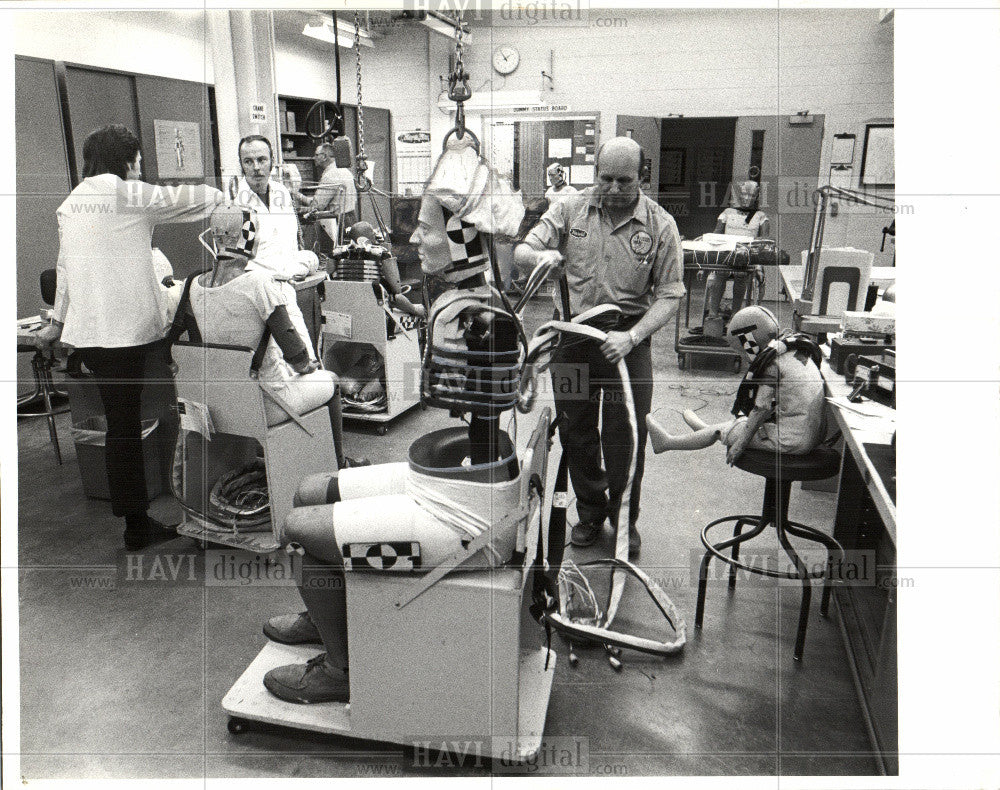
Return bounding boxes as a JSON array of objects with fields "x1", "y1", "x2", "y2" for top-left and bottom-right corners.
[{"x1": 832, "y1": 433, "x2": 898, "y2": 775}]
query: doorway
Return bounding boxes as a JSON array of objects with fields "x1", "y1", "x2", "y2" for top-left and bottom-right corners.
[{"x1": 658, "y1": 116, "x2": 737, "y2": 240}]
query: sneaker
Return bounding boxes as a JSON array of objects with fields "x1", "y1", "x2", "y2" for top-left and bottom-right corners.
[
  {"x1": 263, "y1": 611, "x2": 323, "y2": 645},
  {"x1": 263, "y1": 653, "x2": 349, "y2": 704},
  {"x1": 123, "y1": 516, "x2": 177, "y2": 551},
  {"x1": 570, "y1": 519, "x2": 603, "y2": 548},
  {"x1": 628, "y1": 525, "x2": 641, "y2": 560},
  {"x1": 341, "y1": 456, "x2": 372, "y2": 469}
]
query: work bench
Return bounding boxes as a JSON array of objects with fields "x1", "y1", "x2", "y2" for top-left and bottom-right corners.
[{"x1": 822, "y1": 348, "x2": 898, "y2": 775}]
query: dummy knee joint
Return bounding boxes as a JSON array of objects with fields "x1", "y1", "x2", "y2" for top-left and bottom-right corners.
[{"x1": 283, "y1": 504, "x2": 343, "y2": 565}]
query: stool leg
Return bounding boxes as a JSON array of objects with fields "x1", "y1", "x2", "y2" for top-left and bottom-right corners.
[
  {"x1": 774, "y1": 480, "x2": 810, "y2": 660},
  {"x1": 38, "y1": 356, "x2": 62, "y2": 465},
  {"x1": 784, "y1": 521, "x2": 841, "y2": 617},
  {"x1": 729, "y1": 519, "x2": 746, "y2": 590},
  {"x1": 695, "y1": 549, "x2": 712, "y2": 628}
]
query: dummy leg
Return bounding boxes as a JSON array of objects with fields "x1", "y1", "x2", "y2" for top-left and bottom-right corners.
[
  {"x1": 705, "y1": 272, "x2": 726, "y2": 317},
  {"x1": 263, "y1": 505, "x2": 350, "y2": 704},
  {"x1": 294, "y1": 463, "x2": 409, "y2": 507},
  {"x1": 683, "y1": 409, "x2": 710, "y2": 430},
  {"x1": 731, "y1": 272, "x2": 750, "y2": 313},
  {"x1": 646, "y1": 413, "x2": 736, "y2": 453}
]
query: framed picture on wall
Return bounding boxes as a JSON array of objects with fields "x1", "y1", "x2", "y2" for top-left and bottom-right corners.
[{"x1": 859, "y1": 123, "x2": 894, "y2": 187}]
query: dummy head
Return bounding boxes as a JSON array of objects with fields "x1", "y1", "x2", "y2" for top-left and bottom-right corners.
[
  {"x1": 732, "y1": 179, "x2": 760, "y2": 210},
  {"x1": 728, "y1": 305, "x2": 779, "y2": 364},
  {"x1": 347, "y1": 221, "x2": 383, "y2": 246},
  {"x1": 596, "y1": 137, "x2": 643, "y2": 211},
  {"x1": 547, "y1": 162, "x2": 567, "y2": 189},
  {"x1": 201, "y1": 203, "x2": 260, "y2": 263},
  {"x1": 410, "y1": 194, "x2": 490, "y2": 282}
]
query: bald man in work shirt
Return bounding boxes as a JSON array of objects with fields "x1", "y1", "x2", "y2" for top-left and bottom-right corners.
[{"x1": 514, "y1": 137, "x2": 685, "y2": 559}]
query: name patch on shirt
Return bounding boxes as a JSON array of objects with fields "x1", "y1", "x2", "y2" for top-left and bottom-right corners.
[
  {"x1": 629, "y1": 230, "x2": 653, "y2": 257},
  {"x1": 570, "y1": 227, "x2": 588, "y2": 238}
]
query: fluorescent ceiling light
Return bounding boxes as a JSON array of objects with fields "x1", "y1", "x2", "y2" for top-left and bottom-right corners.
[
  {"x1": 302, "y1": 19, "x2": 373, "y2": 48},
  {"x1": 422, "y1": 13, "x2": 471, "y2": 41}
]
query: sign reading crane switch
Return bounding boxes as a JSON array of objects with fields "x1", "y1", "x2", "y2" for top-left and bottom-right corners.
[{"x1": 250, "y1": 102, "x2": 267, "y2": 124}]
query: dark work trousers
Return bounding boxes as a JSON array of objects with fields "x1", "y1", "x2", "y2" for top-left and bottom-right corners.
[
  {"x1": 551, "y1": 330, "x2": 653, "y2": 530},
  {"x1": 76, "y1": 341, "x2": 162, "y2": 518}
]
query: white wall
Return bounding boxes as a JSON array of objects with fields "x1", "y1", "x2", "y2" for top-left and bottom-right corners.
[
  {"x1": 14, "y1": 10, "x2": 213, "y2": 84},
  {"x1": 14, "y1": 7, "x2": 894, "y2": 257}
]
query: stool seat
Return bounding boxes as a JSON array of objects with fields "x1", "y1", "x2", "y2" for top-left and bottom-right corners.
[{"x1": 733, "y1": 446, "x2": 841, "y2": 481}]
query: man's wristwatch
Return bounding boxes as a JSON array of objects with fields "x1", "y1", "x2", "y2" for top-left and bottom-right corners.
[{"x1": 628, "y1": 328, "x2": 640, "y2": 347}]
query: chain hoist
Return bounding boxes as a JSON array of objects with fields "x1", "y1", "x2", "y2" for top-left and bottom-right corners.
[
  {"x1": 442, "y1": 12, "x2": 479, "y2": 153},
  {"x1": 353, "y1": 11, "x2": 372, "y2": 192}
]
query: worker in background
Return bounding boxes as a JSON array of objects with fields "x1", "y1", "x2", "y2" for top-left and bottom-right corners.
[
  {"x1": 514, "y1": 137, "x2": 685, "y2": 559},
  {"x1": 544, "y1": 162, "x2": 577, "y2": 203},
  {"x1": 234, "y1": 134, "x2": 320, "y2": 363},
  {"x1": 35, "y1": 124, "x2": 223, "y2": 550},
  {"x1": 703, "y1": 179, "x2": 771, "y2": 331},
  {"x1": 304, "y1": 142, "x2": 358, "y2": 250}
]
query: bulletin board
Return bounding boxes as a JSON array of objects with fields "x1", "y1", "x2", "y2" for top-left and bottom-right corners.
[{"x1": 859, "y1": 123, "x2": 894, "y2": 188}]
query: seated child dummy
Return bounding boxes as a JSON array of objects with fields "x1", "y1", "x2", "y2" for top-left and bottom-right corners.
[
  {"x1": 647, "y1": 305, "x2": 827, "y2": 466},
  {"x1": 172, "y1": 203, "x2": 356, "y2": 468}
]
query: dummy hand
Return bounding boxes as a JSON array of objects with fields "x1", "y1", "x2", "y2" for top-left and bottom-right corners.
[
  {"x1": 725, "y1": 421, "x2": 752, "y2": 466},
  {"x1": 291, "y1": 358, "x2": 321, "y2": 376},
  {"x1": 600, "y1": 330, "x2": 634, "y2": 364},
  {"x1": 34, "y1": 322, "x2": 62, "y2": 352}
]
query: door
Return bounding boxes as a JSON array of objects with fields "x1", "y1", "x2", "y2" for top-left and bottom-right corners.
[
  {"x1": 733, "y1": 115, "x2": 824, "y2": 299},
  {"x1": 15, "y1": 57, "x2": 73, "y2": 396}
]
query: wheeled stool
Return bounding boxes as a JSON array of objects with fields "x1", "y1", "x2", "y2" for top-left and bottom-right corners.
[{"x1": 694, "y1": 446, "x2": 844, "y2": 660}]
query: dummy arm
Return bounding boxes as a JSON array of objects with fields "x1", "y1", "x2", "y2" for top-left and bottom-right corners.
[
  {"x1": 725, "y1": 404, "x2": 774, "y2": 466},
  {"x1": 266, "y1": 305, "x2": 317, "y2": 374}
]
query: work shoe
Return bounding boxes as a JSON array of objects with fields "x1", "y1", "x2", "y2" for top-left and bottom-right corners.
[
  {"x1": 123, "y1": 516, "x2": 177, "y2": 551},
  {"x1": 341, "y1": 456, "x2": 372, "y2": 469},
  {"x1": 570, "y1": 519, "x2": 604, "y2": 548},
  {"x1": 263, "y1": 653, "x2": 349, "y2": 704},
  {"x1": 628, "y1": 525, "x2": 642, "y2": 560},
  {"x1": 263, "y1": 611, "x2": 323, "y2": 645}
]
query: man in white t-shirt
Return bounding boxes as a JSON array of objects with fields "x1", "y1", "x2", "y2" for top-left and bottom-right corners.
[
  {"x1": 233, "y1": 135, "x2": 320, "y2": 360},
  {"x1": 544, "y1": 162, "x2": 577, "y2": 203},
  {"x1": 305, "y1": 142, "x2": 358, "y2": 248}
]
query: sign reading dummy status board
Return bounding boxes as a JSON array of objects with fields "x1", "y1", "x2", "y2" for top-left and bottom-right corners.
[{"x1": 153, "y1": 120, "x2": 203, "y2": 179}]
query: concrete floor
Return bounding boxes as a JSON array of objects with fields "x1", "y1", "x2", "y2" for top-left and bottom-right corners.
[{"x1": 15, "y1": 286, "x2": 880, "y2": 779}]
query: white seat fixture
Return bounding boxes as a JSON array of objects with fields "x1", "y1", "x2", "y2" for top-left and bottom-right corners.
[
  {"x1": 172, "y1": 341, "x2": 338, "y2": 553},
  {"x1": 223, "y1": 410, "x2": 558, "y2": 760}
]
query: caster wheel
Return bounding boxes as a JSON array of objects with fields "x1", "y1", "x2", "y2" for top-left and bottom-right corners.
[
  {"x1": 377, "y1": 425, "x2": 388, "y2": 436},
  {"x1": 228, "y1": 717, "x2": 251, "y2": 735},
  {"x1": 677, "y1": 354, "x2": 686, "y2": 370}
]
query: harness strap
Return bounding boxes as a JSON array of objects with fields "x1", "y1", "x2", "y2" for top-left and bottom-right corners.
[{"x1": 393, "y1": 497, "x2": 538, "y2": 610}]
